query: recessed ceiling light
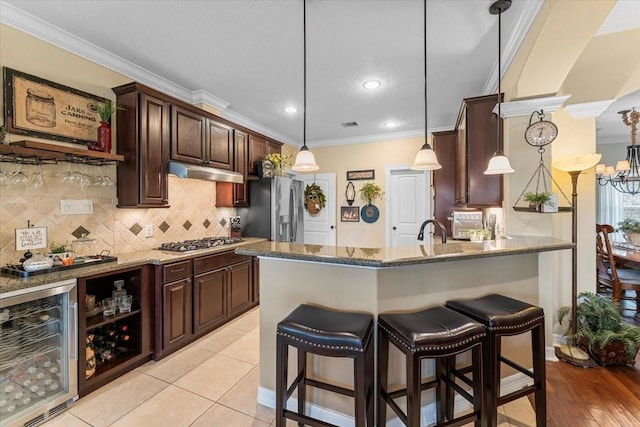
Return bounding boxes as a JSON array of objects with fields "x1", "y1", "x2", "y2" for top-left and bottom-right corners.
[
  {"x1": 284, "y1": 106, "x2": 297, "y2": 113},
  {"x1": 384, "y1": 121, "x2": 398, "y2": 128},
  {"x1": 363, "y1": 80, "x2": 381, "y2": 89}
]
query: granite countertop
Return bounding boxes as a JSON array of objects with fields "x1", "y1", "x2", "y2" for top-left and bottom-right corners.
[
  {"x1": 0, "y1": 238, "x2": 266, "y2": 297},
  {"x1": 235, "y1": 235, "x2": 574, "y2": 268}
]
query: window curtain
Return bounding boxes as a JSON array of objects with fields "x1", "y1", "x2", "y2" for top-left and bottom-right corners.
[{"x1": 597, "y1": 184, "x2": 624, "y2": 228}]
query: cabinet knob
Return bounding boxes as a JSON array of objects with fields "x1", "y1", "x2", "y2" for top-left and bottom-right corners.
[{"x1": 185, "y1": 278, "x2": 191, "y2": 284}]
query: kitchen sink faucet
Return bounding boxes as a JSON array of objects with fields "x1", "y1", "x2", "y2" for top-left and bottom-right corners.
[{"x1": 417, "y1": 219, "x2": 447, "y2": 244}]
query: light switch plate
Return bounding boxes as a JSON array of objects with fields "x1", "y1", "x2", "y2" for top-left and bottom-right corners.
[{"x1": 144, "y1": 224, "x2": 153, "y2": 237}]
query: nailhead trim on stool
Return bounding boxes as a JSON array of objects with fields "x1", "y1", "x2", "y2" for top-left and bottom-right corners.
[
  {"x1": 446, "y1": 293, "x2": 546, "y2": 427},
  {"x1": 275, "y1": 304, "x2": 375, "y2": 427},
  {"x1": 378, "y1": 305, "x2": 486, "y2": 427}
]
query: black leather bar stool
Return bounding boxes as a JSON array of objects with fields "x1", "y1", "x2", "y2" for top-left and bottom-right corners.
[
  {"x1": 446, "y1": 294, "x2": 546, "y2": 427},
  {"x1": 378, "y1": 306, "x2": 486, "y2": 427},
  {"x1": 275, "y1": 304, "x2": 374, "y2": 427}
]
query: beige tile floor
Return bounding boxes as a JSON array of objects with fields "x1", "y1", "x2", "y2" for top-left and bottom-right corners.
[{"x1": 42, "y1": 307, "x2": 537, "y2": 427}]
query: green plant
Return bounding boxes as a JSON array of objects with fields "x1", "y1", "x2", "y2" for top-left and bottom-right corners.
[
  {"x1": 359, "y1": 182, "x2": 383, "y2": 205},
  {"x1": 304, "y1": 183, "x2": 326, "y2": 208},
  {"x1": 617, "y1": 218, "x2": 640, "y2": 234},
  {"x1": 90, "y1": 99, "x2": 122, "y2": 122},
  {"x1": 49, "y1": 241, "x2": 71, "y2": 254},
  {"x1": 558, "y1": 292, "x2": 640, "y2": 361},
  {"x1": 523, "y1": 191, "x2": 552, "y2": 205},
  {"x1": 264, "y1": 153, "x2": 292, "y2": 170}
]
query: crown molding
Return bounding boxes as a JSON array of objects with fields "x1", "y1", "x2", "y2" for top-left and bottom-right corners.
[
  {"x1": 482, "y1": 0, "x2": 544, "y2": 95},
  {"x1": 493, "y1": 95, "x2": 571, "y2": 118},
  {"x1": 219, "y1": 108, "x2": 295, "y2": 145},
  {"x1": 564, "y1": 99, "x2": 616, "y2": 119},
  {"x1": 0, "y1": 2, "x2": 258, "y2": 123}
]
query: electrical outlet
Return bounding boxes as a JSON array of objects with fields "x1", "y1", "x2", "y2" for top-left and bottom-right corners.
[
  {"x1": 144, "y1": 224, "x2": 153, "y2": 237},
  {"x1": 60, "y1": 199, "x2": 93, "y2": 215}
]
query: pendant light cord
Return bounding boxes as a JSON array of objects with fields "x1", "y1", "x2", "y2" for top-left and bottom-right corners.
[
  {"x1": 303, "y1": 0, "x2": 307, "y2": 149},
  {"x1": 424, "y1": 0, "x2": 427, "y2": 143},
  {"x1": 497, "y1": 7, "x2": 502, "y2": 152}
]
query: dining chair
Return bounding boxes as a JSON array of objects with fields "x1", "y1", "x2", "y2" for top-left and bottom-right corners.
[{"x1": 596, "y1": 223, "x2": 640, "y2": 316}]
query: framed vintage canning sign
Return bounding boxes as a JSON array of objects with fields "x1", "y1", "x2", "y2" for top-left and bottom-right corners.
[{"x1": 3, "y1": 67, "x2": 107, "y2": 145}]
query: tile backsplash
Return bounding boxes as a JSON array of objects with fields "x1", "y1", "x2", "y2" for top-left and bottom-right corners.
[{"x1": 0, "y1": 162, "x2": 234, "y2": 266}]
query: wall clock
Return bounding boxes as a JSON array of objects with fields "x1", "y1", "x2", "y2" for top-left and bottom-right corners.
[{"x1": 525, "y1": 110, "x2": 558, "y2": 147}]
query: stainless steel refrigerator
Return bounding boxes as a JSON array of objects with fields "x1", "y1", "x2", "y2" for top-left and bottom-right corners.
[{"x1": 238, "y1": 176, "x2": 304, "y2": 242}]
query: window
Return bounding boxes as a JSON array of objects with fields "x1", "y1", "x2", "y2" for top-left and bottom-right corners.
[{"x1": 597, "y1": 184, "x2": 640, "y2": 241}]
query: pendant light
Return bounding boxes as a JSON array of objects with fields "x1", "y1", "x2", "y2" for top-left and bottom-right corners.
[
  {"x1": 411, "y1": 0, "x2": 441, "y2": 171},
  {"x1": 484, "y1": 0, "x2": 514, "y2": 175},
  {"x1": 292, "y1": 0, "x2": 319, "y2": 172}
]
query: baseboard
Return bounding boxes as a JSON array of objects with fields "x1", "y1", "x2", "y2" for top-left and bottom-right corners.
[{"x1": 258, "y1": 371, "x2": 534, "y2": 426}]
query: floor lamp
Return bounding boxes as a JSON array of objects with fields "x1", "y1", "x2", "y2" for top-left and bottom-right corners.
[{"x1": 553, "y1": 153, "x2": 602, "y2": 365}]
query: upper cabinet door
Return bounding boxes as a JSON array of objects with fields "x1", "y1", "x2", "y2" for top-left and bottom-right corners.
[
  {"x1": 248, "y1": 134, "x2": 266, "y2": 176},
  {"x1": 207, "y1": 120, "x2": 233, "y2": 170},
  {"x1": 171, "y1": 106, "x2": 206, "y2": 165}
]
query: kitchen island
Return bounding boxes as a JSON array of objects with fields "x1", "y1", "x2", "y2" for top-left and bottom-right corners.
[{"x1": 236, "y1": 236, "x2": 572, "y2": 424}]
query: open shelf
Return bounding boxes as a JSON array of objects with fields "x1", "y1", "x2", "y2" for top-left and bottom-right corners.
[
  {"x1": 513, "y1": 206, "x2": 573, "y2": 213},
  {"x1": 0, "y1": 140, "x2": 124, "y2": 164},
  {"x1": 86, "y1": 308, "x2": 142, "y2": 330}
]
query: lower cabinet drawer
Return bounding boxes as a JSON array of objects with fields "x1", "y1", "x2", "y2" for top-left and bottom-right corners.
[
  {"x1": 163, "y1": 260, "x2": 192, "y2": 282},
  {"x1": 194, "y1": 251, "x2": 251, "y2": 274}
]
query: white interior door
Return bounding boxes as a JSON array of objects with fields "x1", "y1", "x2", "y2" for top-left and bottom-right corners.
[
  {"x1": 386, "y1": 166, "x2": 430, "y2": 247},
  {"x1": 300, "y1": 173, "x2": 336, "y2": 245}
]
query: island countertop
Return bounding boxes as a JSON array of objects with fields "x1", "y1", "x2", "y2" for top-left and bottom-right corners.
[{"x1": 235, "y1": 235, "x2": 573, "y2": 268}]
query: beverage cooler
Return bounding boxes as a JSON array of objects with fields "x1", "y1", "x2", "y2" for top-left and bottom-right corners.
[{"x1": 0, "y1": 279, "x2": 78, "y2": 427}]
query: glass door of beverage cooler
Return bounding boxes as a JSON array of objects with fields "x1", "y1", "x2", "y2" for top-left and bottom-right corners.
[{"x1": 0, "y1": 278, "x2": 78, "y2": 427}]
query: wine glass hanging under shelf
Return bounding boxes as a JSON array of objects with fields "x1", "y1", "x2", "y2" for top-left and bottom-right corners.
[
  {"x1": 513, "y1": 147, "x2": 573, "y2": 212},
  {"x1": 0, "y1": 140, "x2": 122, "y2": 166}
]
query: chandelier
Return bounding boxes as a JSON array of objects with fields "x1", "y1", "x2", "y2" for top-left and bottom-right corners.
[{"x1": 596, "y1": 108, "x2": 640, "y2": 195}]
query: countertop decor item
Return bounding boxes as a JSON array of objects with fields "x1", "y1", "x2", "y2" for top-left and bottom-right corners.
[
  {"x1": 484, "y1": 0, "x2": 514, "y2": 175},
  {"x1": 291, "y1": 0, "x2": 319, "y2": 172},
  {"x1": 410, "y1": 0, "x2": 440, "y2": 171}
]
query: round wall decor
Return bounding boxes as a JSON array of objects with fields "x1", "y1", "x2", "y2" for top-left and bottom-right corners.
[{"x1": 361, "y1": 204, "x2": 379, "y2": 223}]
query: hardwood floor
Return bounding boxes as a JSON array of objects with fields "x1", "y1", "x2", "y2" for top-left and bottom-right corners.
[
  {"x1": 545, "y1": 352, "x2": 640, "y2": 426},
  {"x1": 539, "y1": 295, "x2": 640, "y2": 426}
]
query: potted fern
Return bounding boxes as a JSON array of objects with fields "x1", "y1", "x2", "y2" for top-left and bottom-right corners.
[
  {"x1": 89, "y1": 99, "x2": 122, "y2": 153},
  {"x1": 558, "y1": 292, "x2": 640, "y2": 366},
  {"x1": 523, "y1": 191, "x2": 552, "y2": 212}
]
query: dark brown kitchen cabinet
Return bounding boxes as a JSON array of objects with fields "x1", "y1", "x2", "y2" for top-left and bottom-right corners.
[
  {"x1": 78, "y1": 265, "x2": 153, "y2": 397},
  {"x1": 193, "y1": 269, "x2": 226, "y2": 335},
  {"x1": 248, "y1": 134, "x2": 282, "y2": 176},
  {"x1": 156, "y1": 251, "x2": 257, "y2": 359},
  {"x1": 170, "y1": 106, "x2": 206, "y2": 164},
  {"x1": 113, "y1": 83, "x2": 170, "y2": 208},
  {"x1": 171, "y1": 106, "x2": 233, "y2": 170},
  {"x1": 161, "y1": 260, "x2": 193, "y2": 354},
  {"x1": 455, "y1": 94, "x2": 503, "y2": 207},
  {"x1": 228, "y1": 260, "x2": 253, "y2": 317},
  {"x1": 432, "y1": 130, "x2": 457, "y2": 237},
  {"x1": 252, "y1": 257, "x2": 260, "y2": 303},
  {"x1": 216, "y1": 129, "x2": 248, "y2": 207}
]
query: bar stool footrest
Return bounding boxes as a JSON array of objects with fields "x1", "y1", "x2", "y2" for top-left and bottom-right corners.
[
  {"x1": 498, "y1": 355, "x2": 534, "y2": 379},
  {"x1": 285, "y1": 409, "x2": 337, "y2": 427},
  {"x1": 497, "y1": 384, "x2": 538, "y2": 406},
  {"x1": 305, "y1": 378, "x2": 355, "y2": 398}
]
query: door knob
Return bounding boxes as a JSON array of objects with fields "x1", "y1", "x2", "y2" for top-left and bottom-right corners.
[
  {"x1": 330, "y1": 225, "x2": 335, "y2": 229},
  {"x1": 392, "y1": 226, "x2": 397, "y2": 230}
]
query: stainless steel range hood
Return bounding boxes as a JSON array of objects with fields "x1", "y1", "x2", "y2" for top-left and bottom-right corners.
[{"x1": 168, "y1": 161, "x2": 243, "y2": 184}]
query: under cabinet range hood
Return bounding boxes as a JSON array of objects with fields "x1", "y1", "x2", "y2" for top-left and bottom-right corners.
[{"x1": 168, "y1": 161, "x2": 243, "y2": 184}]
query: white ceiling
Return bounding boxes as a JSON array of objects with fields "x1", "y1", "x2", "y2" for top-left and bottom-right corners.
[{"x1": 1, "y1": 0, "x2": 638, "y2": 147}]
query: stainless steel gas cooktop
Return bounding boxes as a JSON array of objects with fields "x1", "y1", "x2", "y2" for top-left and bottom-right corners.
[{"x1": 158, "y1": 237, "x2": 244, "y2": 252}]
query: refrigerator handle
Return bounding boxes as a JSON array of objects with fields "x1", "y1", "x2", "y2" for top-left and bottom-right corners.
[
  {"x1": 290, "y1": 185, "x2": 298, "y2": 242},
  {"x1": 69, "y1": 301, "x2": 78, "y2": 361}
]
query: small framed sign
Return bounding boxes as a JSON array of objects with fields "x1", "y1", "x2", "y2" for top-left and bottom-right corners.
[
  {"x1": 346, "y1": 169, "x2": 375, "y2": 180},
  {"x1": 15, "y1": 227, "x2": 48, "y2": 251},
  {"x1": 341, "y1": 206, "x2": 360, "y2": 222}
]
